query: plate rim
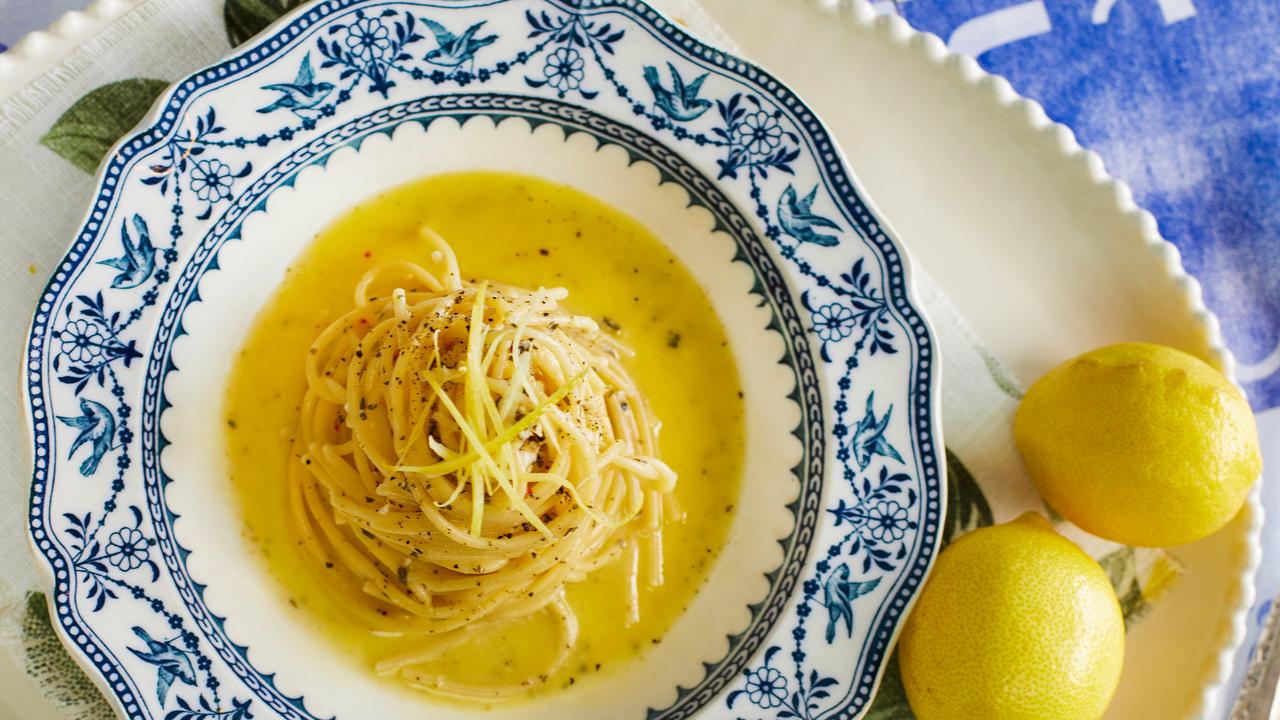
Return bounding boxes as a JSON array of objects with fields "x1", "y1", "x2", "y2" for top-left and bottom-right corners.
[
  {"x1": 149, "y1": 96, "x2": 828, "y2": 720},
  {"x1": 18, "y1": 0, "x2": 946, "y2": 718},
  {"x1": 781, "y1": 1, "x2": 1263, "y2": 715}
]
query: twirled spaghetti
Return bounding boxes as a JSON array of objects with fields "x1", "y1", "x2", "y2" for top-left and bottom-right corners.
[{"x1": 289, "y1": 228, "x2": 678, "y2": 700}]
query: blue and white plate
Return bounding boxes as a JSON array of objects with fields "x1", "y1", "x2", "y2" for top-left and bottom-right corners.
[{"x1": 22, "y1": 1, "x2": 944, "y2": 718}]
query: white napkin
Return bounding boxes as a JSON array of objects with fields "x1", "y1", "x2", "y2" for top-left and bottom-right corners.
[{"x1": 0, "y1": 1, "x2": 1177, "y2": 717}]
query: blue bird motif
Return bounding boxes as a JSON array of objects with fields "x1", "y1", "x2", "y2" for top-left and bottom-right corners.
[
  {"x1": 56, "y1": 399, "x2": 114, "y2": 476},
  {"x1": 96, "y1": 214, "x2": 155, "y2": 289},
  {"x1": 849, "y1": 392, "x2": 903, "y2": 470},
  {"x1": 643, "y1": 62, "x2": 712, "y2": 121},
  {"x1": 778, "y1": 184, "x2": 840, "y2": 247},
  {"x1": 820, "y1": 564, "x2": 881, "y2": 643},
  {"x1": 257, "y1": 54, "x2": 335, "y2": 115},
  {"x1": 128, "y1": 626, "x2": 196, "y2": 704},
  {"x1": 421, "y1": 18, "x2": 497, "y2": 71}
]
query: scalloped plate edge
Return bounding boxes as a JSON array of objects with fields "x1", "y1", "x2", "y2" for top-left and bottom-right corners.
[
  {"x1": 17, "y1": 1, "x2": 949, "y2": 718},
  {"x1": 785, "y1": 1, "x2": 1261, "y2": 716}
]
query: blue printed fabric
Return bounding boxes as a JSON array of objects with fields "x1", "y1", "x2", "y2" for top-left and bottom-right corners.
[
  {"x1": 889, "y1": 2, "x2": 1279, "y2": 715},
  {"x1": 895, "y1": 0, "x2": 1280, "y2": 408}
]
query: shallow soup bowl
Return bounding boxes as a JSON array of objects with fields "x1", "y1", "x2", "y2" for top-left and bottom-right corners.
[{"x1": 23, "y1": 1, "x2": 944, "y2": 718}]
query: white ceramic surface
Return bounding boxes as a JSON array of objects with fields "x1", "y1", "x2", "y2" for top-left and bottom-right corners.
[
  {"x1": 697, "y1": 0, "x2": 1262, "y2": 717},
  {"x1": 0, "y1": 0, "x2": 1260, "y2": 718}
]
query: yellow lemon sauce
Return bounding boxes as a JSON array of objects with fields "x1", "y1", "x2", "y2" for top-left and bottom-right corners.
[{"x1": 223, "y1": 171, "x2": 745, "y2": 700}]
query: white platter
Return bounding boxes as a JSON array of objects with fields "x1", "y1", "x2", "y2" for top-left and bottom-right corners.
[
  {"x1": 0, "y1": 0, "x2": 1259, "y2": 718},
  {"x1": 698, "y1": 1, "x2": 1260, "y2": 717}
]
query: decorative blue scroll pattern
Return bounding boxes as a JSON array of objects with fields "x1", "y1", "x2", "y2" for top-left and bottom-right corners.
[
  {"x1": 42, "y1": 207, "x2": 244, "y2": 717},
  {"x1": 26, "y1": 1, "x2": 941, "y2": 719}
]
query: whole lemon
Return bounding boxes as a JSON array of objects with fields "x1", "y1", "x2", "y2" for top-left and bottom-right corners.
[
  {"x1": 1014, "y1": 342, "x2": 1261, "y2": 547},
  {"x1": 899, "y1": 514, "x2": 1124, "y2": 720}
]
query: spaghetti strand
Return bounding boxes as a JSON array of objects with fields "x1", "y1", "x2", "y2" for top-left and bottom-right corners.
[{"x1": 289, "y1": 233, "x2": 675, "y2": 699}]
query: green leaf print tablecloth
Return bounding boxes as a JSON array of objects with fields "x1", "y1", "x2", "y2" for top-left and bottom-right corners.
[{"x1": 0, "y1": 1, "x2": 1178, "y2": 717}]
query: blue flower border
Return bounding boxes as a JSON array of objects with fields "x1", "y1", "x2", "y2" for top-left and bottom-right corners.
[{"x1": 24, "y1": 1, "x2": 943, "y2": 718}]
